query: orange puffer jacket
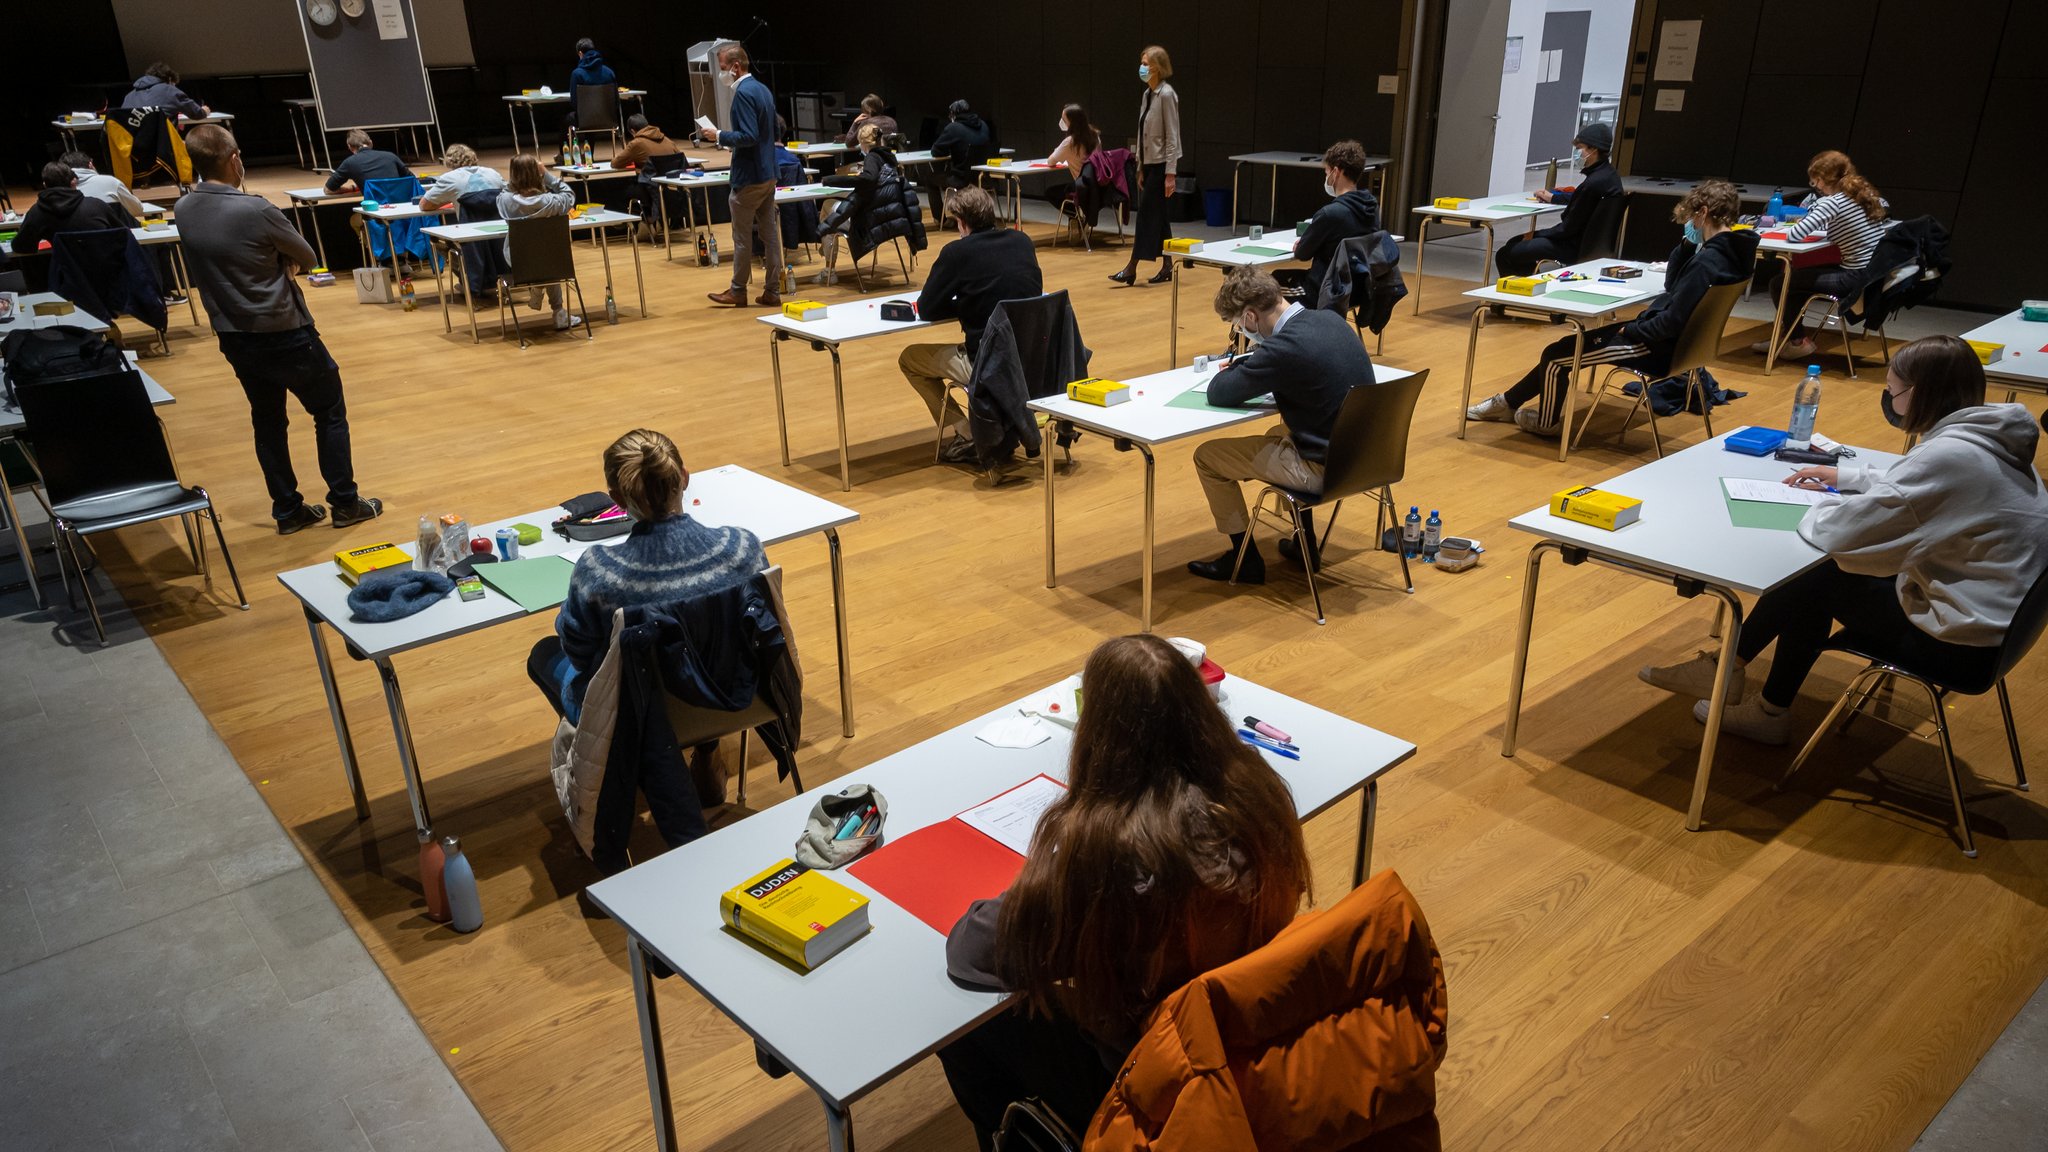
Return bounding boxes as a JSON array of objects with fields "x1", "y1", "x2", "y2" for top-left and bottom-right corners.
[{"x1": 1083, "y1": 870, "x2": 1447, "y2": 1151}]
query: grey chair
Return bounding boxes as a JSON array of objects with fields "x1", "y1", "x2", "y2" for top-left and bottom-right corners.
[
  {"x1": 1570, "y1": 279, "x2": 1746, "y2": 459},
  {"x1": 1230, "y1": 368, "x2": 1430, "y2": 624},
  {"x1": 1778, "y1": 564, "x2": 2048, "y2": 858},
  {"x1": 574, "y1": 83, "x2": 622, "y2": 155},
  {"x1": 495, "y1": 214, "x2": 591, "y2": 348},
  {"x1": 15, "y1": 366, "x2": 246, "y2": 644},
  {"x1": 660, "y1": 567, "x2": 805, "y2": 807}
]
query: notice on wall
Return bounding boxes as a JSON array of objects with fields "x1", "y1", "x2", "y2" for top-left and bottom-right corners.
[
  {"x1": 1504, "y1": 36, "x2": 1523, "y2": 74},
  {"x1": 1377, "y1": 74, "x2": 1400, "y2": 95},
  {"x1": 373, "y1": 0, "x2": 408, "y2": 40},
  {"x1": 1654, "y1": 89, "x2": 1685, "y2": 112},
  {"x1": 1655, "y1": 19, "x2": 1701, "y2": 82}
]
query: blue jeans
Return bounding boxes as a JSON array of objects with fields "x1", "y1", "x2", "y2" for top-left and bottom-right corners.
[
  {"x1": 216, "y1": 325, "x2": 359, "y2": 521},
  {"x1": 527, "y1": 635, "x2": 581, "y2": 724}
]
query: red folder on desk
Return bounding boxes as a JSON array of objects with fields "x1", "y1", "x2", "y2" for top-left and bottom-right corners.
[{"x1": 848, "y1": 819, "x2": 1027, "y2": 934}]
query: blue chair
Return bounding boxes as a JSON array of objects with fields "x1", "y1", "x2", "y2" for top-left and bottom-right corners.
[{"x1": 362, "y1": 176, "x2": 433, "y2": 265}]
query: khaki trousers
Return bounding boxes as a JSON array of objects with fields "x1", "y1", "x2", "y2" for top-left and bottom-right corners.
[
  {"x1": 897, "y1": 342, "x2": 973, "y2": 427},
  {"x1": 728, "y1": 179, "x2": 785, "y2": 294},
  {"x1": 1193, "y1": 425, "x2": 1324, "y2": 535}
]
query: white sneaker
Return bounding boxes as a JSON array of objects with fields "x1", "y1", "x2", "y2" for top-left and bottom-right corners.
[
  {"x1": 812, "y1": 269, "x2": 840, "y2": 286},
  {"x1": 1693, "y1": 695, "x2": 1791, "y2": 745},
  {"x1": 1513, "y1": 407, "x2": 1561, "y2": 438},
  {"x1": 1466, "y1": 393, "x2": 1513, "y2": 422},
  {"x1": 525, "y1": 287, "x2": 545, "y2": 311},
  {"x1": 553, "y1": 309, "x2": 583, "y2": 331},
  {"x1": 1747, "y1": 338, "x2": 1773, "y2": 355},
  {"x1": 1639, "y1": 651, "x2": 1744, "y2": 703}
]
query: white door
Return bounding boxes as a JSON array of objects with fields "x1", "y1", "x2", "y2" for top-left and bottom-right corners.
[{"x1": 1430, "y1": 0, "x2": 1515, "y2": 199}]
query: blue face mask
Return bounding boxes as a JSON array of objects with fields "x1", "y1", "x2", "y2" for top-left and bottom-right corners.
[
  {"x1": 1683, "y1": 220, "x2": 1702, "y2": 245},
  {"x1": 1138, "y1": 64, "x2": 1151, "y2": 82}
]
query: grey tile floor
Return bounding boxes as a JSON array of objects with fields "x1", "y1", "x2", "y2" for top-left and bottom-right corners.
[{"x1": 0, "y1": 557, "x2": 502, "y2": 1152}]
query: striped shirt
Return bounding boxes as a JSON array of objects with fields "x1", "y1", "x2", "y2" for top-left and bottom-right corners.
[{"x1": 1789, "y1": 192, "x2": 1888, "y2": 269}]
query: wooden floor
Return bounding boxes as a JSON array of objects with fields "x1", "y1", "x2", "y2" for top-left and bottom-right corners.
[{"x1": 66, "y1": 166, "x2": 2048, "y2": 1152}]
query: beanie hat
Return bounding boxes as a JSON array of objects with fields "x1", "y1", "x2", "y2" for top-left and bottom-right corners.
[
  {"x1": 1573, "y1": 122, "x2": 1613, "y2": 154},
  {"x1": 348, "y1": 567, "x2": 455, "y2": 622}
]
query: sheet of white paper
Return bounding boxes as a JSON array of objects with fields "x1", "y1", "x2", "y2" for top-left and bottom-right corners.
[
  {"x1": 1655, "y1": 18, "x2": 1701, "y2": 82},
  {"x1": 373, "y1": 0, "x2": 407, "y2": 39},
  {"x1": 695, "y1": 115, "x2": 718, "y2": 135},
  {"x1": 1722, "y1": 477, "x2": 1828, "y2": 506},
  {"x1": 974, "y1": 716, "x2": 1051, "y2": 749},
  {"x1": 958, "y1": 774, "x2": 1068, "y2": 856}
]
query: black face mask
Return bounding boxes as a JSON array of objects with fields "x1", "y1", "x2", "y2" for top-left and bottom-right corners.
[{"x1": 1880, "y1": 389, "x2": 1907, "y2": 429}]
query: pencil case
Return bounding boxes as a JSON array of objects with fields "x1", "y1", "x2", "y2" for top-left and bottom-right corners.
[{"x1": 794, "y1": 784, "x2": 888, "y2": 869}]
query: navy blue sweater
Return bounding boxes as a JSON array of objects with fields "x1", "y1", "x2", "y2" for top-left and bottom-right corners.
[
  {"x1": 556, "y1": 515, "x2": 767, "y2": 707},
  {"x1": 720, "y1": 74, "x2": 780, "y2": 187}
]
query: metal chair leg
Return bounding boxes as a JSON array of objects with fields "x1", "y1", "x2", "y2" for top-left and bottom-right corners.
[
  {"x1": 1386, "y1": 485, "x2": 1413, "y2": 594},
  {"x1": 1838, "y1": 669, "x2": 1886, "y2": 735},
  {"x1": 1227, "y1": 490, "x2": 1274, "y2": 586},
  {"x1": 1996, "y1": 680, "x2": 2029, "y2": 791},
  {"x1": 572, "y1": 280, "x2": 593, "y2": 341},
  {"x1": 735, "y1": 729, "x2": 750, "y2": 808},
  {"x1": 1293, "y1": 501, "x2": 1325, "y2": 625},
  {"x1": 1781, "y1": 666, "x2": 1874, "y2": 789},
  {"x1": 199, "y1": 492, "x2": 248, "y2": 609},
  {"x1": 1916, "y1": 677, "x2": 1977, "y2": 857},
  {"x1": 59, "y1": 522, "x2": 108, "y2": 646}
]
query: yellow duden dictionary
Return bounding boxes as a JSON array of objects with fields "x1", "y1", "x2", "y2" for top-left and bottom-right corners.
[
  {"x1": 1550, "y1": 486, "x2": 1642, "y2": 531},
  {"x1": 1065, "y1": 377, "x2": 1131, "y2": 406},
  {"x1": 720, "y1": 859, "x2": 870, "y2": 970}
]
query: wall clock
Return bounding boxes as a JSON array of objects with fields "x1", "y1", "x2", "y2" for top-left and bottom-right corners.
[{"x1": 306, "y1": 0, "x2": 339, "y2": 26}]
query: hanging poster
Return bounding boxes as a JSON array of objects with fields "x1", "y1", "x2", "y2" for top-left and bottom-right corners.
[
  {"x1": 374, "y1": 0, "x2": 409, "y2": 40},
  {"x1": 1655, "y1": 19, "x2": 1701, "y2": 82}
]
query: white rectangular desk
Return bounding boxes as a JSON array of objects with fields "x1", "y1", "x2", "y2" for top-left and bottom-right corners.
[
  {"x1": 1620, "y1": 176, "x2": 1795, "y2": 206},
  {"x1": 969, "y1": 159, "x2": 1065, "y2": 237},
  {"x1": 1032, "y1": 361, "x2": 1414, "y2": 632},
  {"x1": 276, "y1": 465, "x2": 859, "y2": 839},
  {"x1": 1457, "y1": 259, "x2": 1668, "y2": 462},
  {"x1": 1503, "y1": 430, "x2": 1901, "y2": 831},
  {"x1": 1408, "y1": 193, "x2": 1567, "y2": 314},
  {"x1": 1960, "y1": 310, "x2": 2048, "y2": 401},
  {"x1": 353, "y1": 200, "x2": 453, "y2": 285},
  {"x1": 420, "y1": 209, "x2": 647, "y2": 341},
  {"x1": 0, "y1": 331, "x2": 168, "y2": 607},
  {"x1": 646, "y1": 174, "x2": 843, "y2": 262},
  {"x1": 588, "y1": 669, "x2": 1414, "y2": 1152},
  {"x1": 1163, "y1": 232, "x2": 1308, "y2": 368},
  {"x1": 756, "y1": 292, "x2": 941, "y2": 491},
  {"x1": 282, "y1": 186, "x2": 363, "y2": 269},
  {"x1": 1230, "y1": 150, "x2": 1390, "y2": 232},
  {"x1": 893, "y1": 147, "x2": 1013, "y2": 172},
  {"x1": 52, "y1": 111, "x2": 234, "y2": 155},
  {"x1": 502, "y1": 89, "x2": 647, "y2": 154},
  {"x1": 1754, "y1": 233, "x2": 1839, "y2": 375}
]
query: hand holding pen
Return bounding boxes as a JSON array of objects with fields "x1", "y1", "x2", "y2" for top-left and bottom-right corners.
[{"x1": 1786, "y1": 465, "x2": 1840, "y2": 494}]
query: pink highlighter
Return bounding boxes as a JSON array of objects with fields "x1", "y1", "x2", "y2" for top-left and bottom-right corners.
[{"x1": 1242, "y1": 716, "x2": 1295, "y2": 746}]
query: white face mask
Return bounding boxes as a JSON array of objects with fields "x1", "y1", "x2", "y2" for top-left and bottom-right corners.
[
  {"x1": 727, "y1": 69, "x2": 743, "y2": 89},
  {"x1": 1058, "y1": 120, "x2": 1069, "y2": 133},
  {"x1": 1238, "y1": 313, "x2": 1265, "y2": 346},
  {"x1": 1324, "y1": 180, "x2": 1338, "y2": 197}
]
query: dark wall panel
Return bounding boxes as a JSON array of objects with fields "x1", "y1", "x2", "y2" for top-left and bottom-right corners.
[
  {"x1": 1628, "y1": 0, "x2": 1762, "y2": 178},
  {"x1": 1748, "y1": 0, "x2": 1872, "y2": 75},
  {"x1": 1995, "y1": 1, "x2": 2048, "y2": 79},
  {"x1": 1732, "y1": 76, "x2": 1858, "y2": 187},
  {"x1": 1845, "y1": 0, "x2": 2002, "y2": 195}
]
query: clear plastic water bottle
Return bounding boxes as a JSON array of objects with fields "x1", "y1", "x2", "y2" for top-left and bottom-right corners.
[
  {"x1": 1787, "y1": 364, "x2": 1822, "y2": 448},
  {"x1": 1403, "y1": 506, "x2": 1422, "y2": 559},
  {"x1": 605, "y1": 285, "x2": 618, "y2": 325},
  {"x1": 1423, "y1": 510, "x2": 1443, "y2": 563}
]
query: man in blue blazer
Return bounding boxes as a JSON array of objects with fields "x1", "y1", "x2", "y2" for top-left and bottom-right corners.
[{"x1": 696, "y1": 44, "x2": 785, "y2": 307}]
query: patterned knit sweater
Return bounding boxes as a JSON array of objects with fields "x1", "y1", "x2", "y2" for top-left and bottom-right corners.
[{"x1": 556, "y1": 515, "x2": 768, "y2": 702}]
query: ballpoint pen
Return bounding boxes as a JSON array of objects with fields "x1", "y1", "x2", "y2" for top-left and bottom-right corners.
[{"x1": 1237, "y1": 729, "x2": 1301, "y2": 760}]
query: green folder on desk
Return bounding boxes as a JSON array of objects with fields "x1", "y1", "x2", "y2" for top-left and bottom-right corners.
[
  {"x1": 1233, "y1": 245, "x2": 1292, "y2": 258},
  {"x1": 1545, "y1": 289, "x2": 1634, "y2": 306},
  {"x1": 471, "y1": 221, "x2": 508, "y2": 234},
  {"x1": 1167, "y1": 383, "x2": 1277, "y2": 413},
  {"x1": 1720, "y1": 481, "x2": 1810, "y2": 532},
  {"x1": 1490, "y1": 203, "x2": 1543, "y2": 214},
  {"x1": 478, "y1": 555, "x2": 575, "y2": 611}
]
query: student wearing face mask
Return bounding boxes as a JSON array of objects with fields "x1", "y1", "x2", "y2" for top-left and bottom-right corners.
[
  {"x1": 1494, "y1": 122, "x2": 1623, "y2": 278},
  {"x1": 1109, "y1": 46, "x2": 1182, "y2": 286},
  {"x1": 1639, "y1": 336, "x2": 2048, "y2": 745},
  {"x1": 1468, "y1": 179, "x2": 1756, "y2": 438},
  {"x1": 1186, "y1": 267, "x2": 1378, "y2": 585},
  {"x1": 695, "y1": 44, "x2": 785, "y2": 307},
  {"x1": 1292, "y1": 139, "x2": 1380, "y2": 292},
  {"x1": 1040, "y1": 103, "x2": 1102, "y2": 210}
]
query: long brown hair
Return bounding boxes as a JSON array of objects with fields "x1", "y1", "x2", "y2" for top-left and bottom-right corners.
[
  {"x1": 1890, "y1": 335, "x2": 1986, "y2": 435},
  {"x1": 1061, "y1": 104, "x2": 1100, "y2": 157},
  {"x1": 1808, "y1": 150, "x2": 1885, "y2": 220},
  {"x1": 507, "y1": 153, "x2": 547, "y2": 196},
  {"x1": 994, "y1": 635, "x2": 1311, "y2": 1030}
]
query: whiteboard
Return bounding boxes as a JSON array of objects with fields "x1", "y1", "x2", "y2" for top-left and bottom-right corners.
[
  {"x1": 110, "y1": 0, "x2": 473, "y2": 78},
  {"x1": 300, "y1": 0, "x2": 437, "y2": 130}
]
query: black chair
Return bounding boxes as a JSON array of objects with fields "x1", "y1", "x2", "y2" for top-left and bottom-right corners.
[
  {"x1": 0, "y1": 269, "x2": 26, "y2": 294},
  {"x1": 1534, "y1": 191, "x2": 1629, "y2": 272},
  {"x1": 50, "y1": 228, "x2": 169, "y2": 354},
  {"x1": 1053, "y1": 152, "x2": 1128, "y2": 252},
  {"x1": 1230, "y1": 368, "x2": 1431, "y2": 624},
  {"x1": 634, "y1": 152, "x2": 695, "y2": 241},
  {"x1": 953, "y1": 290, "x2": 1087, "y2": 467},
  {"x1": 15, "y1": 366, "x2": 246, "y2": 644},
  {"x1": 1571, "y1": 279, "x2": 1746, "y2": 458},
  {"x1": 451, "y1": 190, "x2": 510, "y2": 299},
  {"x1": 662, "y1": 566, "x2": 806, "y2": 806},
  {"x1": 574, "y1": 83, "x2": 623, "y2": 155},
  {"x1": 496, "y1": 214, "x2": 591, "y2": 348},
  {"x1": 1778, "y1": 564, "x2": 2048, "y2": 857}
]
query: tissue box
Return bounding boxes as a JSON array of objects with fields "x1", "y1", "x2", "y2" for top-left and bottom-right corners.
[
  {"x1": 352, "y1": 266, "x2": 393, "y2": 304},
  {"x1": 1433, "y1": 196, "x2": 1471, "y2": 210},
  {"x1": 780, "y1": 300, "x2": 828, "y2": 321},
  {"x1": 1967, "y1": 340, "x2": 2005, "y2": 365},
  {"x1": 1496, "y1": 276, "x2": 1548, "y2": 296},
  {"x1": 1550, "y1": 486, "x2": 1642, "y2": 531},
  {"x1": 1164, "y1": 237, "x2": 1204, "y2": 254}
]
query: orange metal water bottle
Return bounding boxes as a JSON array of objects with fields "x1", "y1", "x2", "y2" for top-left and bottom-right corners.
[{"x1": 419, "y1": 829, "x2": 450, "y2": 922}]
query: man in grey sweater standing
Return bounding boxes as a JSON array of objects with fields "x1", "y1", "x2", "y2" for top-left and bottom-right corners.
[
  {"x1": 177, "y1": 125, "x2": 381, "y2": 534},
  {"x1": 694, "y1": 43, "x2": 784, "y2": 308},
  {"x1": 1187, "y1": 267, "x2": 1377, "y2": 585}
]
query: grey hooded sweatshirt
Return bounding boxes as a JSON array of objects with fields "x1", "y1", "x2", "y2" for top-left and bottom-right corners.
[{"x1": 1799, "y1": 403, "x2": 2048, "y2": 646}]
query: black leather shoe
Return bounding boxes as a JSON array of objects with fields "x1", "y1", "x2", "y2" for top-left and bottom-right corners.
[
  {"x1": 1188, "y1": 548, "x2": 1263, "y2": 584},
  {"x1": 276, "y1": 503, "x2": 327, "y2": 535},
  {"x1": 331, "y1": 497, "x2": 384, "y2": 529},
  {"x1": 1107, "y1": 268, "x2": 1136, "y2": 285},
  {"x1": 1147, "y1": 259, "x2": 1175, "y2": 285},
  {"x1": 1276, "y1": 534, "x2": 1321, "y2": 572}
]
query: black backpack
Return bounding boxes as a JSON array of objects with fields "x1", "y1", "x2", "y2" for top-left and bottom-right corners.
[{"x1": 2, "y1": 324, "x2": 126, "y2": 407}]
